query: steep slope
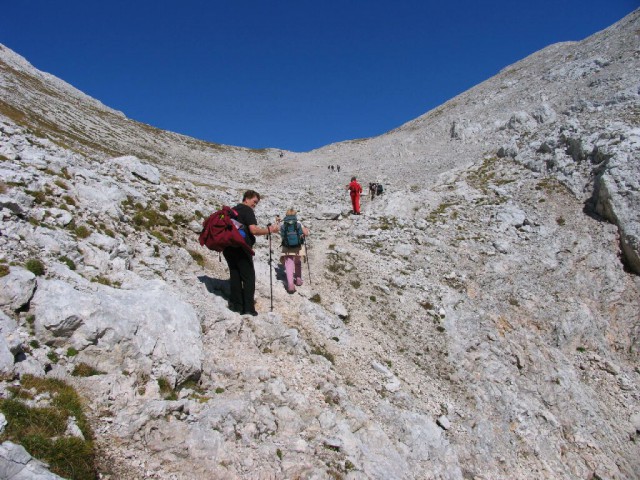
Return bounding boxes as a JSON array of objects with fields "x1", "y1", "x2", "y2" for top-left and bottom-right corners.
[
  {"x1": 0, "y1": 8, "x2": 639, "y2": 480},
  {"x1": 290, "y1": 8, "x2": 640, "y2": 273},
  {"x1": 0, "y1": 43, "x2": 280, "y2": 184}
]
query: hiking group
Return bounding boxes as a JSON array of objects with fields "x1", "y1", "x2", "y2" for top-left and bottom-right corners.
[
  {"x1": 201, "y1": 173, "x2": 381, "y2": 315},
  {"x1": 199, "y1": 190, "x2": 311, "y2": 315}
]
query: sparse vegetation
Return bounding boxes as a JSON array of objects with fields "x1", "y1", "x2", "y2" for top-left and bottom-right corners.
[
  {"x1": 0, "y1": 375, "x2": 97, "y2": 479},
  {"x1": 310, "y1": 293, "x2": 321, "y2": 303},
  {"x1": 158, "y1": 377, "x2": 178, "y2": 400},
  {"x1": 66, "y1": 347, "x2": 79, "y2": 357},
  {"x1": 311, "y1": 345, "x2": 335, "y2": 364},
  {"x1": 173, "y1": 213, "x2": 188, "y2": 225},
  {"x1": 92, "y1": 276, "x2": 113, "y2": 286},
  {"x1": 427, "y1": 202, "x2": 457, "y2": 223},
  {"x1": 59, "y1": 255, "x2": 76, "y2": 270},
  {"x1": 54, "y1": 179, "x2": 69, "y2": 190},
  {"x1": 25, "y1": 258, "x2": 46, "y2": 276},
  {"x1": 188, "y1": 249, "x2": 205, "y2": 266},
  {"x1": 377, "y1": 216, "x2": 398, "y2": 230},
  {"x1": 151, "y1": 230, "x2": 170, "y2": 243},
  {"x1": 0, "y1": 264, "x2": 9, "y2": 277},
  {"x1": 74, "y1": 225, "x2": 91, "y2": 239},
  {"x1": 72, "y1": 363, "x2": 105, "y2": 377},
  {"x1": 47, "y1": 351, "x2": 59, "y2": 364}
]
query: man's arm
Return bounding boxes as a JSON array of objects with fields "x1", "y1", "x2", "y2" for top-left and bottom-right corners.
[{"x1": 249, "y1": 224, "x2": 279, "y2": 236}]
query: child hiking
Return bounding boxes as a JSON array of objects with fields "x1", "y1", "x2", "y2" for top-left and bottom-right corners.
[
  {"x1": 279, "y1": 209, "x2": 310, "y2": 294},
  {"x1": 347, "y1": 176, "x2": 363, "y2": 215}
]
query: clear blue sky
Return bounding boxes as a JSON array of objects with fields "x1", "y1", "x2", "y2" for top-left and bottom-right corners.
[{"x1": 1, "y1": 1, "x2": 637, "y2": 152}]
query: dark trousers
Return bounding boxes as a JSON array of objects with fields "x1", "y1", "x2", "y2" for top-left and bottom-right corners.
[{"x1": 223, "y1": 247, "x2": 255, "y2": 312}]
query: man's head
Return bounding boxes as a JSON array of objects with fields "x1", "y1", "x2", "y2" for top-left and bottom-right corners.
[
  {"x1": 351, "y1": 176, "x2": 356, "y2": 182},
  {"x1": 242, "y1": 190, "x2": 261, "y2": 208}
]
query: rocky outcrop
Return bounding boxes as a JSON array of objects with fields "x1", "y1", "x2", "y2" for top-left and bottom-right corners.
[{"x1": 0, "y1": 8, "x2": 639, "y2": 480}]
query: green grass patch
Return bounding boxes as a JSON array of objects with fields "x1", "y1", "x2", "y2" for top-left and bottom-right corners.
[
  {"x1": 188, "y1": 249, "x2": 205, "y2": 266},
  {"x1": 0, "y1": 375, "x2": 97, "y2": 479},
  {"x1": 47, "y1": 351, "x2": 59, "y2": 364},
  {"x1": 59, "y1": 255, "x2": 76, "y2": 270},
  {"x1": 72, "y1": 363, "x2": 105, "y2": 377},
  {"x1": 157, "y1": 377, "x2": 178, "y2": 400},
  {"x1": 25, "y1": 258, "x2": 46, "y2": 276},
  {"x1": 54, "y1": 179, "x2": 69, "y2": 190},
  {"x1": 151, "y1": 231, "x2": 170, "y2": 243},
  {"x1": 74, "y1": 225, "x2": 91, "y2": 239}
]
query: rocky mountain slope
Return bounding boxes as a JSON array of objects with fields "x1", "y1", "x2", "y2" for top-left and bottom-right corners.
[{"x1": 0, "y1": 8, "x2": 639, "y2": 480}]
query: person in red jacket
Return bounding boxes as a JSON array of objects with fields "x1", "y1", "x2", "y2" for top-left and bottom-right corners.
[{"x1": 347, "y1": 176, "x2": 363, "y2": 215}]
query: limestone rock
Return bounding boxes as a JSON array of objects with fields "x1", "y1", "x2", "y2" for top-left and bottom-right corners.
[
  {"x1": 31, "y1": 278, "x2": 203, "y2": 383},
  {"x1": 0, "y1": 441, "x2": 65, "y2": 480},
  {"x1": 0, "y1": 267, "x2": 36, "y2": 311}
]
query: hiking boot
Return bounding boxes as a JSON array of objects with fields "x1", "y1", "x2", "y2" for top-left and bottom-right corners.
[
  {"x1": 243, "y1": 309, "x2": 259, "y2": 316},
  {"x1": 228, "y1": 303, "x2": 242, "y2": 313},
  {"x1": 294, "y1": 278, "x2": 303, "y2": 286}
]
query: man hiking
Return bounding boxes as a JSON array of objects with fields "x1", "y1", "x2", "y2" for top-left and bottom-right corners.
[
  {"x1": 347, "y1": 176, "x2": 363, "y2": 215},
  {"x1": 224, "y1": 190, "x2": 279, "y2": 316}
]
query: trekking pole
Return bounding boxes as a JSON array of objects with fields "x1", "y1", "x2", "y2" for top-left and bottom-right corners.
[
  {"x1": 305, "y1": 234, "x2": 312, "y2": 286},
  {"x1": 267, "y1": 223, "x2": 273, "y2": 312}
]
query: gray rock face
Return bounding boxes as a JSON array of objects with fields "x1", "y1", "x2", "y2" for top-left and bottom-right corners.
[
  {"x1": 0, "y1": 8, "x2": 639, "y2": 480},
  {"x1": 0, "y1": 268, "x2": 36, "y2": 311},
  {"x1": 595, "y1": 150, "x2": 640, "y2": 273},
  {"x1": 0, "y1": 442, "x2": 65, "y2": 480},
  {"x1": 31, "y1": 278, "x2": 203, "y2": 383},
  {"x1": 113, "y1": 155, "x2": 161, "y2": 185}
]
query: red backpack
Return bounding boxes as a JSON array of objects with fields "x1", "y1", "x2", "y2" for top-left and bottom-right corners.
[{"x1": 199, "y1": 206, "x2": 254, "y2": 256}]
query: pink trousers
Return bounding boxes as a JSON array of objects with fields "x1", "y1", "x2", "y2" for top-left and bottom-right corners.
[{"x1": 283, "y1": 256, "x2": 303, "y2": 292}]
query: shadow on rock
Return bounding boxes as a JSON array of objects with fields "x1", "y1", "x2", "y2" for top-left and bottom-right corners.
[{"x1": 197, "y1": 275, "x2": 230, "y2": 300}]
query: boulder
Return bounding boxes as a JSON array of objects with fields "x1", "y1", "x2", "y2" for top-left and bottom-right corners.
[
  {"x1": 31, "y1": 278, "x2": 203, "y2": 383},
  {"x1": 0, "y1": 267, "x2": 36, "y2": 311},
  {"x1": 113, "y1": 155, "x2": 161, "y2": 185},
  {"x1": 0, "y1": 441, "x2": 65, "y2": 479}
]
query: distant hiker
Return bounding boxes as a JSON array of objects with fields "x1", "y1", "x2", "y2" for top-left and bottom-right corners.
[
  {"x1": 279, "y1": 209, "x2": 310, "y2": 294},
  {"x1": 376, "y1": 183, "x2": 384, "y2": 196},
  {"x1": 331, "y1": 165, "x2": 335, "y2": 172},
  {"x1": 369, "y1": 182, "x2": 377, "y2": 200},
  {"x1": 336, "y1": 165, "x2": 340, "y2": 172},
  {"x1": 223, "y1": 190, "x2": 279, "y2": 316},
  {"x1": 347, "y1": 176, "x2": 363, "y2": 215}
]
